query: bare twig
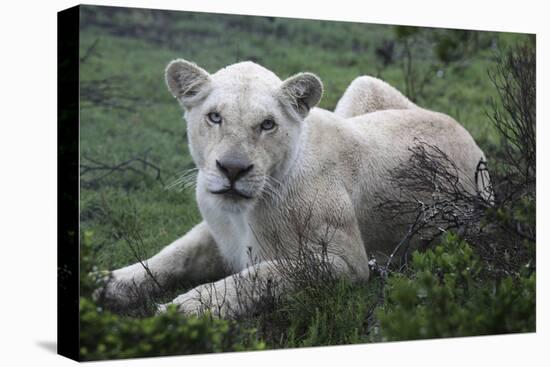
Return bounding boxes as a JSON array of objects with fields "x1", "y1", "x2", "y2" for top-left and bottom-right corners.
[
  {"x1": 487, "y1": 43, "x2": 536, "y2": 199},
  {"x1": 376, "y1": 139, "x2": 493, "y2": 275},
  {"x1": 80, "y1": 148, "x2": 165, "y2": 186},
  {"x1": 80, "y1": 38, "x2": 101, "y2": 64},
  {"x1": 80, "y1": 77, "x2": 150, "y2": 112}
]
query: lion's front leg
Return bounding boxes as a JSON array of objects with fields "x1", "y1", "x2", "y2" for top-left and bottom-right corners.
[
  {"x1": 96, "y1": 221, "x2": 228, "y2": 312},
  {"x1": 157, "y1": 260, "x2": 280, "y2": 318},
  {"x1": 159, "y1": 252, "x2": 362, "y2": 318}
]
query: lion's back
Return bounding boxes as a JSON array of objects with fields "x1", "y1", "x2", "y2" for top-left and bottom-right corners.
[{"x1": 301, "y1": 107, "x2": 488, "y2": 257}]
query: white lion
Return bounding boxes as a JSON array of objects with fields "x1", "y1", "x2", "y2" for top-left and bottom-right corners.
[{"x1": 97, "y1": 60, "x2": 488, "y2": 317}]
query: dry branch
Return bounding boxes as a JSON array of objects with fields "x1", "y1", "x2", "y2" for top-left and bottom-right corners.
[
  {"x1": 80, "y1": 77, "x2": 147, "y2": 112},
  {"x1": 80, "y1": 148, "x2": 165, "y2": 186},
  {"x1": 80, "y1": 38, "x2": 101, "y2": 64},
  {"x1": 376, "y1": 139, "x2": 493, "y2": 273}
]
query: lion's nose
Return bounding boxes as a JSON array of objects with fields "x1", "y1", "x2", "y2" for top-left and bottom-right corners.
[{"x1": 216, "y1": 157, "x2": 254, "y2": 183}]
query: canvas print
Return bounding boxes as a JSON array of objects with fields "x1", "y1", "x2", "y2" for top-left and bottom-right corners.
[{"x1": 58, "y1": 4, "x2": 536, "y2": 361}]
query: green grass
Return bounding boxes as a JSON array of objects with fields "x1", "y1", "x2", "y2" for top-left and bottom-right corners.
[{"x1": 78, "y1": 5, "x2": 534, "y2": 356}]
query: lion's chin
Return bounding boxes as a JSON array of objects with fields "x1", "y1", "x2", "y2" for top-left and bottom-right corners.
[{"x1": 217, "y1": 198, "x2": 256, "y2": 213}]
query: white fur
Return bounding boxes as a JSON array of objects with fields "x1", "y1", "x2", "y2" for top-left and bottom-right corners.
[{"x1": 98, "y1": 61, "x2": 488, "y2": 317}]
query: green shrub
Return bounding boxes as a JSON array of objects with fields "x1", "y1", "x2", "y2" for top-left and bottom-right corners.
[
  {"x1": 376, "y1": 233, "x2": 535, "y2": 341},
  {"x1": 79, "y1": 299, "x2": 265, "y2": 360},
  {"x1": 79, "y1": 231, "x2": 264, "y2": 361}
]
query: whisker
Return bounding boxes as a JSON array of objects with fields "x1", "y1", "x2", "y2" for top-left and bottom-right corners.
[
  {"x1": 165, "y1": 167, "x2": 199, "y2": 192},
  {"x1": 266, "y1": 174, "x2": 283, "y2": 187},
  {"x1": 176, "y1": 167, "x2": 199, "y2": 175},
  {"x1": 261, "y1": 179, "x2": 283, "y2": 202}
]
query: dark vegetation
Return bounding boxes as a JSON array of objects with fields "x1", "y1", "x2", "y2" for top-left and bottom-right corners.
[{"x1": 78, "y1": 6, "x2": 535, "y2": 360}]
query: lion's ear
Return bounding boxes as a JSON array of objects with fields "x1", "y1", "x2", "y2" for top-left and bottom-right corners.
[
  {"x1": 165, "y1": 59, "x2": 211, "y2": 108},
  {"x1": 280, "y1": 72, "x2": 324, "y2": 119}
]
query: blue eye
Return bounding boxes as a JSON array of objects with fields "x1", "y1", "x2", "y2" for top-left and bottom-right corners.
[
  {"x1": 207, "y1": 112, "x2": 222, "y2": 124},
  {"x1": 260, "y1": 119, "x2": 276, "y2": 131}
]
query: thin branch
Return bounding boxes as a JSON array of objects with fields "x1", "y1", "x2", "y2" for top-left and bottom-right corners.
[
  {"x1": 80, "y1": 38, "x2": 100, "y2": 64},
  {"x1": 80, "y1": 148, "x2": 165, "y2": 186}
]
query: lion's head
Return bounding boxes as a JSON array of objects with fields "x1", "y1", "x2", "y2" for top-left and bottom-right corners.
[{"x1": 165, "y1": 60, "x2": 323, "y2": 212}]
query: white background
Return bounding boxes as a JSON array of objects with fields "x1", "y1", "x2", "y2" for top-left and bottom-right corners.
[{"x1": 0, "y1": 0, "x2": 547, "y2": 365}]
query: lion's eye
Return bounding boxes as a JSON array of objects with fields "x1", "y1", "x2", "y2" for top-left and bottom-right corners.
[
  {"x1": 207, "y1": 112, "x2": 222, "y2": 124},
  {"x1": 260, "y1": 119, "x2": 276, "y2": 131}
]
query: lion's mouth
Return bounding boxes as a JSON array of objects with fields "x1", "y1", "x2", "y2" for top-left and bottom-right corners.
[{"x1": 210, "y1": 187, "x2": 253, "y2": 199}]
